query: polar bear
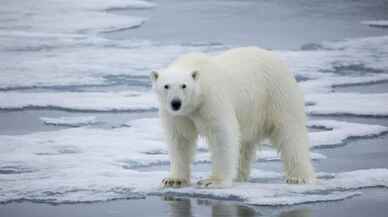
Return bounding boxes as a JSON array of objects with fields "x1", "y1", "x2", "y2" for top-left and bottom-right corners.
[{"x1": 151, "y1": 47, "x2": 316, "y2": 188}]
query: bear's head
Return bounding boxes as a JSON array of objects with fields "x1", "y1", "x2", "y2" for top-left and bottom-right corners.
[{"x1": 150, "y1": 69, "x2": 201, "y2": 116}]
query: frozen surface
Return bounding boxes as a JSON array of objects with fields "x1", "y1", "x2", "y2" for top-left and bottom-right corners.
[
  {"x1": 0, "y1": 91, "x2": 157, "y2": 112},
  {"x1": 40, "y1": 116, "x2": 97, "y2": 127},
  {"x1": 0, "y1": 36, "x2": 388, "y2": 118},
  {"x1": 0, "y1": 0, "x2": 154, "y2": 34},
  {"x1": 306, "y1": 93, "x2": 388, "y2": 117},
  {"x1": 307, "y1": 120, "x2": 388, "y2": 148},
  {"x1": 361, "y1": 20, "x2": 388, "y2": 28},
  {"x1": 0, "y1": 118, "x2": 387, "y2": 204},
  {"x1": 158, "y1": 168, "x2": 388, "y2": 206},
  {"x1": 0, "y1": 0, "x2": 225, "y2": 90}
]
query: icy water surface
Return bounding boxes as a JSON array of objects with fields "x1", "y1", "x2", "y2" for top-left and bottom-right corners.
[{"x1": 1, "y1": 0, "x2": 388, "y2": 216}]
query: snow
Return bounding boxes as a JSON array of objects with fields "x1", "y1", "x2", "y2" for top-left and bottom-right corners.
[
  {"x1": 0, "y1": 36, "x2": 387, "y2": 119},
  {"x1": 0, "y1": 118, "x2": 387, "y2": 204},
  {"x1": 0, "y1": 0, "x2": 225, "y2": 90},
  {"x1": 306, "y1": 93, "x2": 388, "y2": 117},
  {"x1": 361, "y1": 20, "x2": 388, "y2": 28},
  {"x1": 0, "y1": 0, "x2": 154, "y2": 34},
  {"x1": 0, "y1": 91, "x2": 157, "y2": 112},
  {"x1": 0, "y1": 34, "x2": 224, "y2": 90},
  {"x1": 40, "y1": 116, "x2": 98, "y2": 127},
  {"x1": 308, "y1": 120, "x2": 388, "y2": 148},
  {"x1": 158, "y1": 168, "x2": 388, "y2": 206}
]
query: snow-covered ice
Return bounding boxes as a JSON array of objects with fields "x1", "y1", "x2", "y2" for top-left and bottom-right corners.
[
  {"x1": 1, "y1": 36, "x2": 388, "y2": 118},
  {"x1": 0, "y1": 91, "x2": 157, "y2": 112},
  {"x1": 40, "y1": 116, "x2": 98, "y2": 127},
  {"x1": 307, "y1": 120, "x2": 388, "y2": 148},
  {"x1": 306, "y1": 93, "x2": 388, "y2": 117},
  {"x1": 0, "y1": 0, "x2": 154, "y2": 34},
  {"x1": 158, "y1": 168, "x2": 388, "y2": 206},
  {"x1": 0, "y1": 118, "x2": 387, "y2": 204}
]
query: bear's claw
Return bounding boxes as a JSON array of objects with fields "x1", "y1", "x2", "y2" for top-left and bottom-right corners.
[{"x1": 161, "y1": 177, "x2": 189, "y2": 188}]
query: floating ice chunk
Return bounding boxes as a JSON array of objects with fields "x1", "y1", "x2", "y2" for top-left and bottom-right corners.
[
  {"x1": 0, "y1": 91, "x2": 157, "y2": 112},
  {"x1": 308, "y1": 120, "x2": 388, "y2": 148},
  {"x1": 40, "y1": 116, "x2": 97, "y2": 127},
  {"x1": 299, "y1": 74, "x2": 388, "y2": 93},
  {"x1": 306, "y1": 93, "x2": 388, "y2": 117},
  {"x1": 0, "y1": 118, "x2": 386, "y2": 204},
  {"x1": 156, "y1": 168, "x2": 388, "y2": 206},
  {"x1": 361, "y1": 20, "x2": 388, "y2": 28},
  {"x1": 279, "y1": 35, "x2": 388, "y2": 93}
]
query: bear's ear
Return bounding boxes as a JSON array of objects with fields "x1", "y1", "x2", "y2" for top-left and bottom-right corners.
[
  {"x1": 191, "y1": 70, "x2": 199, "y2": 81},
  {"x1": 150, "y1": 71, "x2": 159, "y2": 82}
]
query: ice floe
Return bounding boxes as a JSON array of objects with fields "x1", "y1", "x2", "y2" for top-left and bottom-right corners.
[
  {"x1": 0, "y1": 118, "x2": 387, "y2": 204},
  {"x1": 0, "y1": 91, "x2": 157, "y2": 112},
  {"x1": 0, "y1": 0, "x2": 154, "y2": 34},
  {"x1": 40, "y1": 116, "x2": 98, "y2": 127},
  {"x1": 306, "y1": 93, "x2": 388, "y2": 117},
  {"x1": 157, "y1": 168, "x2": 388, "y2": 206},
  {"x1": 307, "y1": 120, "x2": 388, "y2": 148}
]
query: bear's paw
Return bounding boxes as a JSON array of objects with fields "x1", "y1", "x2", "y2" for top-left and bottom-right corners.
[
  {"x1": 161, "y1": 177, "x2": 189, "y2": 188},
  {"x1": 286, "y1": 176, "x2": 316, "y2": 184}
]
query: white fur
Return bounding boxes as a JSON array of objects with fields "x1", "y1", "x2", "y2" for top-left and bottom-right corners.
[{"x1": 152, "y1": 47, "x2": 316, "y2": 188}]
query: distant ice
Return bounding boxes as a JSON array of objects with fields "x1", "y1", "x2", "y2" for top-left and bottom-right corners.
[
  {"x1": 1, "y1": 35, "x2": 387, "y2": 120},
  {"x1": 40, "y1": 116, "x2": 97, "y2": 127},
  {"x1": 0, "y1": 118, "x2": 386, "y2": 204},
  {"x1": 0, "y1": 0, "x2": 154, "y2": 34},
  {"x1": 307, "y1": 120, "x2": 388, "y2": 148},
  {"x1": 280, "y1": 35, "x2": 388, "y2": 93},
  {"x1": 0, "y1": 91, "x2": 157, "y2": 112},
  {"x1": 361, "y1": 20, "x2": 388, "y2": 28},
  {"x1": 306, "y1": 93, "x2": 388, "y2": 117},
  {"x1": 0, "y1": 36, "x2": 223, "y2": 90}
]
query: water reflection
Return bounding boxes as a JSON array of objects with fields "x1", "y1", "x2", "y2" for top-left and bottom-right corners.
[{"x1": 162, "y1": 196, "x2": 311, "y2": 217}]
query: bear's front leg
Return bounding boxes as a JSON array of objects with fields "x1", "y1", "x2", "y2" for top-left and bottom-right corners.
[
  {"x1": 197, "y1": 117, "x2": 240, "y2": 188},
  {"x1": 162, "y1": 136, "x2": 196, "y2": 188},
  {"x1": 161, "y1": 115, "x2": 197, "y2": 188}
]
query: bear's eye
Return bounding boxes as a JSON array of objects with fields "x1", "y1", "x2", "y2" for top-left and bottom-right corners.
[
  {"x1": 181, "y1": 84, "x2": 186, "y2": 89},
  {"x1": 164, "y1": 84, "x2": 170, "y2": 90}
]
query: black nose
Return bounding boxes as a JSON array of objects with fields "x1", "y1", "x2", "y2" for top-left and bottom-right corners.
[{"x1": 171, "y1": 99, "x2": 182, "y2": 111}]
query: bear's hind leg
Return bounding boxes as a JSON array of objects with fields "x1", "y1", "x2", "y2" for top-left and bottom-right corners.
[
  {"x1": 197, "y1": 116, "x2": 240, "y2": 188},
  {"x1": 235, "y1": 142, "x2": 256, "y2": 182},
  {"x1": 271, "y1": 125, "x2": 316, "y2": 184}
]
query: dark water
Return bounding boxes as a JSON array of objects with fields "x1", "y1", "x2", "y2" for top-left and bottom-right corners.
[
  {"x1": 106, "y1": 0, "x2": 388, "y2": 49},
  {"x1": 0, "y1": 110, "x2": 156, "y2": 135}
]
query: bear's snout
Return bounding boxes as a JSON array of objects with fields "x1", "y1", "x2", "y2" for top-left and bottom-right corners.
[{"x1": 171, "y1": 99, "x2": 182, "y2": 111}]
